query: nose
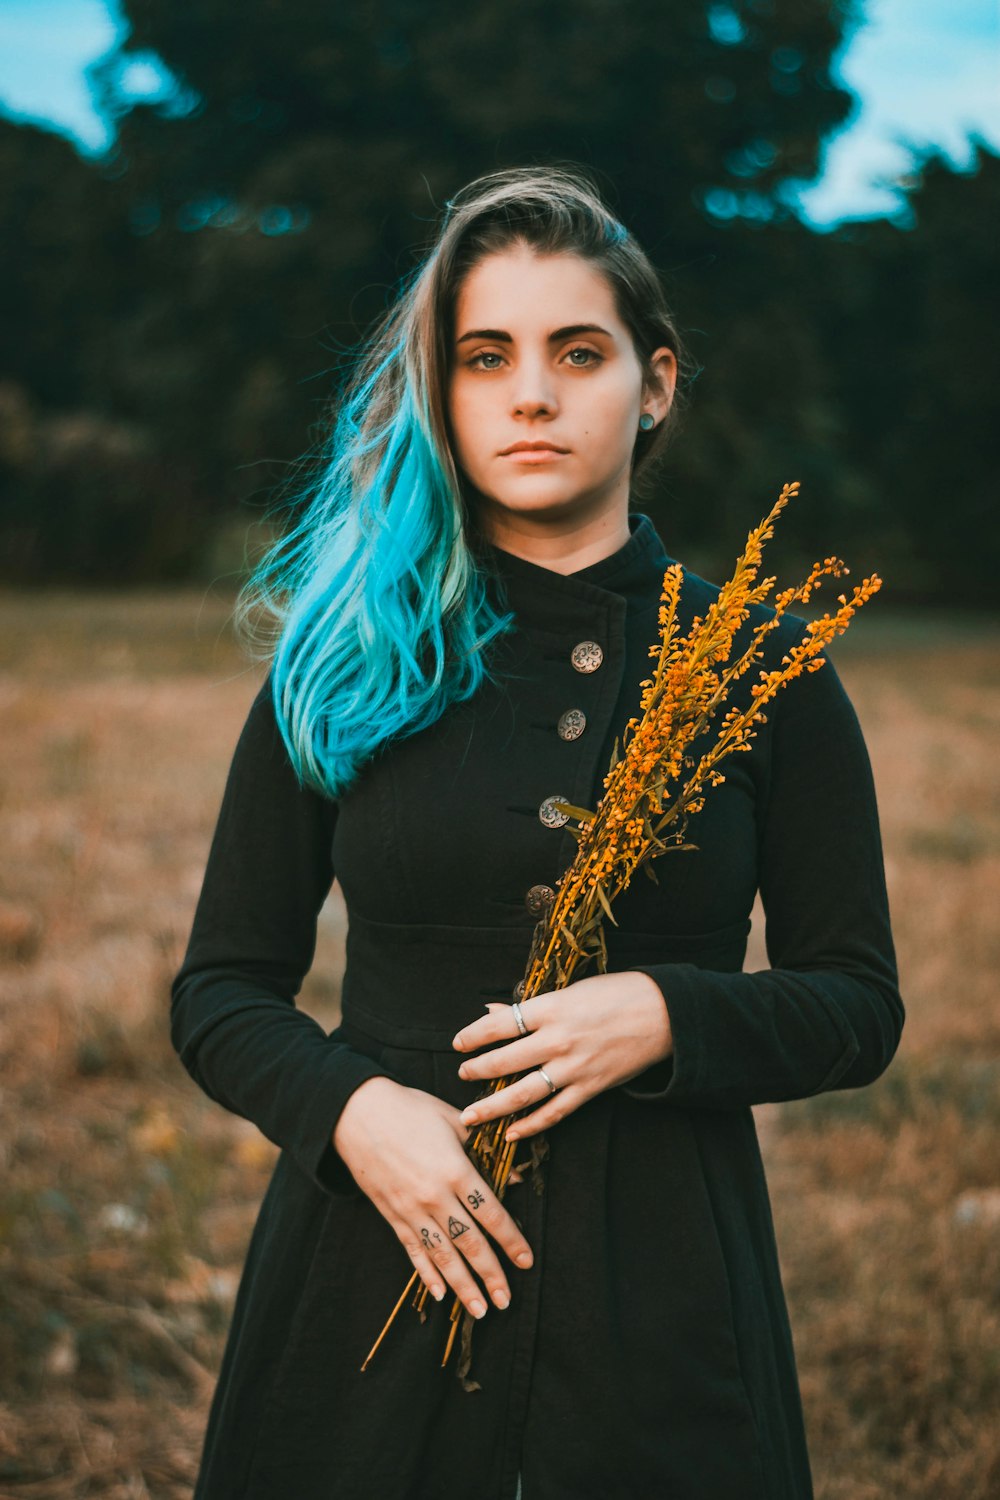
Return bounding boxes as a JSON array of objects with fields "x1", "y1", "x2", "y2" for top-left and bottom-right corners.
[{"x1": 510, "y1": 354, "x2": 558, "y2": 418}]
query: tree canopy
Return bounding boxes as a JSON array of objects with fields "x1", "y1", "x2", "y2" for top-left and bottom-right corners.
[{"x1": 0, "y1": 0, "x2": 994, "y2": 602}]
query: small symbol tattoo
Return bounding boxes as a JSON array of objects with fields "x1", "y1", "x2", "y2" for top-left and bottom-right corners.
[
  {"x1": 467, "y1": 1189, "x2": 485, "y2": 1210},
  {"x1": 420, "y1": 1227, "x2": 443, "y2": 1249},
  {"x1": 448, "y1": 1216, "x2": 469, "y2": 1239}
]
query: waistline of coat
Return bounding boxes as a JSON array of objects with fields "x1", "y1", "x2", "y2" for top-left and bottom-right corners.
[{"x1": 336, "y1": 908, "x2": 751, "y2": 1051}]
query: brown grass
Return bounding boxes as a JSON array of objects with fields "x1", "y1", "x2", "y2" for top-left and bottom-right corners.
[{"x1": 0, "y1": 590, "x2": 997, "y2": 1496}]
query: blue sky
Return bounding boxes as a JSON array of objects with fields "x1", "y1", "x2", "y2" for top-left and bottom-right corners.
[{"x1": 0, "y1": 0, "x2": 997, "y2": 229}]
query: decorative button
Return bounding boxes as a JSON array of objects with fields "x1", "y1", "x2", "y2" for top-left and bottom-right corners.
[
  {"x1": 570, "y1": 640, "x2": 603, "y2": 673},
  {"x1": 557, "y1": 708, "x2": 586, "y2": 741},
  {"x1": 539, "y1": 794, "x2": 570, "y2": 829},
  {"x1": 512, "y1": 979, "x2": 527, "y2": 1001},
  {"x1": 525, "y1": 883, "x2": 556, "y2": 916}
]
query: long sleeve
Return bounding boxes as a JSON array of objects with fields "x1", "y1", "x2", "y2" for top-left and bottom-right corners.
[
  {"x1": 170, "y1": 672, "x2": 396, "y2": 1196},
  {"x1": 621, "y1": 630, "x2": 904, "y2": 1109}
]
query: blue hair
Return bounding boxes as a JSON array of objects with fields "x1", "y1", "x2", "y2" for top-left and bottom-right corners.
[
  {"x1": 235, "y1": 164, "x2": 689, "y2": 799},
  {"x1": 234, "y1": 307, "x2": 517, "y2": 800}
]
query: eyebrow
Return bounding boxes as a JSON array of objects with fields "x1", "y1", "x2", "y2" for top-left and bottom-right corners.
[{"x1": 455, "y1": 323, "x2": 615, "y2": 346}]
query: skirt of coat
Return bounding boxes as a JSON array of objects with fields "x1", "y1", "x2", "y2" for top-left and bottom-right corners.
[
  {"x1": 175, "y1": 513, "x2": 904, "y2": 1498},
  {"x1": 191, "y1": 1006, "x2": 813, "y2": 1500}
]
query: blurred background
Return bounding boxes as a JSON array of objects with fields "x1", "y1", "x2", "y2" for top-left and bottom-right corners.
[{"x1": 1, "y1": 3, "x2": 998, "y2": 1496}]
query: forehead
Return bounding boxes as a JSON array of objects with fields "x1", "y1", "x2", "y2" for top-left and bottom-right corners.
[{"x1": 453, "y1": 245, "x2": 622, "y2": 332}]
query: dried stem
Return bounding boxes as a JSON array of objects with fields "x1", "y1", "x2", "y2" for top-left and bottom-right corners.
[{"x1": 360, "y1": 479, "x2": 882, "y2": 1380}]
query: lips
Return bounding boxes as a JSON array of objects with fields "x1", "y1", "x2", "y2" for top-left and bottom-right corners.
[
  {"x1": 500, "y1": 441, "x2": 569, "y2": 455},
  {"x1": 503, "y1": 448, "x2": 568, "y2": 464}
]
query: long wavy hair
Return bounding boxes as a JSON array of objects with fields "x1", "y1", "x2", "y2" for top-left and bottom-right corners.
[{"x1": 235, "y1": 163, "x2": 691, "y2": 800}]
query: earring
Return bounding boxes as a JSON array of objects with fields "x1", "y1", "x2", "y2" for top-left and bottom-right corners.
[{"x1": 638, "y1": 412, "x2": 655, "y2": 431}]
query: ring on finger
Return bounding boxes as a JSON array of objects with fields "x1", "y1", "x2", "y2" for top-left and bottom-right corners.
[
  {"x1": 511, "y1": 1000, "x2": 530, "y2": 1037},
  {"x1": 537, "y1": 1066, "x2": 559, "y2": 1096}
]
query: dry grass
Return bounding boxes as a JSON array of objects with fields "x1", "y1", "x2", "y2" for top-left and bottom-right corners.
[{"x1": 0, "y1": 589, "x2": 997, "y2": 1496}]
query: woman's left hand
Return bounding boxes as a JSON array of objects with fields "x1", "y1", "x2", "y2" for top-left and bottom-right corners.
[{"x1": 451, "y1": 971, "x2": 673, "y2": 1141}]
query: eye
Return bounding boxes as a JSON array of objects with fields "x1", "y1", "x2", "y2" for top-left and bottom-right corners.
[
  {"x1": 466, "y1": 350, "x2": 505, "y2": 370},
  {"x1": 465, "y1": 345, "x2": 604, "y2": 372},
  {"x1": 564, "y1": 346, "x2": 603, "y2": 367}
]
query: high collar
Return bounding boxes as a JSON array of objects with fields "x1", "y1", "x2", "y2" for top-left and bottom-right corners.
[{"x1": 477, "y1": 511, "x2": 677, "y2": 631}]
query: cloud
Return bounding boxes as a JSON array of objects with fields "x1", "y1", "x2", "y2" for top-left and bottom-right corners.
[
  {"x1": 794, "y1": 0, "x2": 1000, "y2": 225},
  {"x1": 0, "y1": 0, "x2": 123, "y2": 152}
]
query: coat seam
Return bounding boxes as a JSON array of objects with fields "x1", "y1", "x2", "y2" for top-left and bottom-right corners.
[
  {"x1": 690, "y1": 1112, "x2": 770, "y2": 1499},
  {"x1": 241, "y1": 1190, "x2": 334, "y2": 1491}
]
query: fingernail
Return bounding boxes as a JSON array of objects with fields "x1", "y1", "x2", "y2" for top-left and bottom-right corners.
[
  {"x1": 505, "y1": 1130, "x2": 519, "y2": 1142},
  {"x1": 516, "y1": 1251, "x2": 533, "y2": 1268},
  {"x1": 470, "y1": 1299, "x2": 487, "y2": 1318},
  {"x1": 493, "y1": 1290, "x2": 510, "y2": 1309},
  {"x1": 451, "y1": 1034, "x2": 463, "y2": 1049},
  {"x1": 431, "y1": 1285, "x2": 445, "y2": 1301}
]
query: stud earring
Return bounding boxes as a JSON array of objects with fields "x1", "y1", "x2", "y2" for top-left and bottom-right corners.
[{"x1": 638, "y1": 412, "x2": 655, "y2": 431}]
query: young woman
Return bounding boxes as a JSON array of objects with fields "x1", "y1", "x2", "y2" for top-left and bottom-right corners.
[{"x1": 171, "y1": 165, "x2": 904, "y2": 1499}]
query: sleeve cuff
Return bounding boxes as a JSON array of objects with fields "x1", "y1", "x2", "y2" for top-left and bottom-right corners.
[
  {"x1": 619, "y1": 963, "x2": 702, "y2": 1106},
  {"x1": 299, "y1": 1041, "x2": 405, "y2": 1197}
]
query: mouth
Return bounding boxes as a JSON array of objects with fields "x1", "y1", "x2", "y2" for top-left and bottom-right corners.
[{"x1": 500, "y1": 442, "x2": 570, "y2": 463}]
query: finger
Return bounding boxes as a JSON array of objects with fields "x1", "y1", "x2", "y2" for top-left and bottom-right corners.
[
  {"x1": 420, "y1": 1207, "x2": 510, "y2": 1316},
  {"x1": 395, "y1": 1227, "x2": 447, "y2": 1303},
  {"x1": 445, "y1": 1197, "x2": 517, "y2": 1310},
  {"x1": 457, "y1": 1034, "x2": 548, "y2": 1084},
  {"x1": 460, "y1": 1074, "x2": 547, "y2": 1129},
  {"x1": 452, "y1": 997, "x2": 550, "y2": 1052},
  {"x1": 442, "y1": 1102, "x2": 482, "y2": 1148},
  {"x1": 503, "y1": 1085, "x2": 585, "y2": 1142},
  {"x1": 459, "y1": 1174, "x2": 534, "y2": 1276}
]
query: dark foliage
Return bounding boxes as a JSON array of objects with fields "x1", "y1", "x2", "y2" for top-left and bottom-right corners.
[{"x1": 0, "y1": 1, "x2": 994, "y2": 599}]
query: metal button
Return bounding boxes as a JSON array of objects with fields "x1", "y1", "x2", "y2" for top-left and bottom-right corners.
[
  {"x1": 570, "y1": 640, "x2": 603, "y2": 673},
  {"x1": 539, "y1": 794, "x2": 570, "y2": 829},
  {"x1": 525, "y1": 883, "x2": 555, "y2": 916},
  {"x1": 557, "y1": 708, "x2": 586, "y2": 741}
]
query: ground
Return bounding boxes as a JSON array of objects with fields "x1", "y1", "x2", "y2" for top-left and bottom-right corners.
[{"x1": 0, "y1": 588, "x2": 997, "y2": 1498}]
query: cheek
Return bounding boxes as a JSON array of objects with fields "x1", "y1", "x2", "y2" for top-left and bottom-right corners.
[
  {"x1": 579, "y1": 372, "x2": 638, "y2": 437},
  {"x1": 446, "y1": 383, "x2": 478, "y2": 466},
  {"x1": 448, "y1": 377, "x2": 489, "y2": 432},
  {"x1": 578, "y1": 398, "x2": 638, "y2": 466}
]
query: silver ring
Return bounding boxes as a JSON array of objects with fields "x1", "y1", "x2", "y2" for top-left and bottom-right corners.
[
  {"x1": 511, "y1": 1001, "x2": 529, "y2": 1036},
  {"x1": 537, "y1": 1066, "x2": 558, "y2": 1096}
]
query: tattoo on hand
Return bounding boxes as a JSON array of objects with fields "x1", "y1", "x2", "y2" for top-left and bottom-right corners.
[
  {"x1": 448, "y1": 1216, "x2": 469, "y2": 1239},
  {"x1": 467, "y1": 1189, "x2": 485, "y2": 1210},
  {"x1": 420, "y1": 1227, "x2": 443, "y2": 1250}
]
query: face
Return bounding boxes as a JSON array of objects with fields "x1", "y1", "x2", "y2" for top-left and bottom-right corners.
[{"x1": 446, "y1": 243, "x2": 676, "y2": 539}]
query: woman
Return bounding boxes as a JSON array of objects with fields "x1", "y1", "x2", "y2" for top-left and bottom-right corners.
[{"x1": 171, "y1": 165, "x2": 904, "y2": 1499}]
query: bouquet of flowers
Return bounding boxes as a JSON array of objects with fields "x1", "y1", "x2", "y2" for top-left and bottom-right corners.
[{"x1": 361, "y1": 481, "x2": 882, "y2": 1383}]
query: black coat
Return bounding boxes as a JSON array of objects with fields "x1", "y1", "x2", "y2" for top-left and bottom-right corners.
[{"x1": 171, "y1": 510, "x2": 904, "y2": 1499}]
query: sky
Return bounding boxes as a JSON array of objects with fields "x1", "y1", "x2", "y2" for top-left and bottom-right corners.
[{"x1": 0, "y1": 0, "x2": 997, "y2": 230}]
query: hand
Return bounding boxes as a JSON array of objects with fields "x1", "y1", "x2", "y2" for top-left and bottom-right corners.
[
  {"x1": 332, "y1": 1076, "x2": 533, "y2": 1319},
  {"x1": 451, "y1": 971, "x2": 673, "y2": 1141}
]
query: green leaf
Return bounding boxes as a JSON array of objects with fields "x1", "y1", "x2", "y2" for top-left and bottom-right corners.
[
  {"x1": 553, "y1": 801, "x2": 596, "y2": 823},
  {"x1": 558, "y1": 921, "x2": 588, "y2": 957},
  {"x1": 594, "y1": 881, "x2": 620, "y2": 927}
]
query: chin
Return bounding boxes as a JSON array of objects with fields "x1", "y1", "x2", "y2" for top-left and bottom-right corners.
[{"x1": 486, "y1": 494, "x2": 601, "y2": 529}]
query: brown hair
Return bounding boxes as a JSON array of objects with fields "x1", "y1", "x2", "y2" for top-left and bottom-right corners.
[
  {"x1": 432, "y1": 164, "x2": 688, "y2": 500},
  {"x1": 232, "y1": 165, "x2": 691, "y2": 796}
]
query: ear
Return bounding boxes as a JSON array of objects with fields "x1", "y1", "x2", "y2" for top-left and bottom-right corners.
[{"x1": 643, "y1": 346, "x2": 678, "y2": 426}]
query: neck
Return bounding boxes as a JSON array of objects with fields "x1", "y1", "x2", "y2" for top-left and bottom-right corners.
[{"x1": 470, "y1": 499, "x2": 633, "y2": 577}]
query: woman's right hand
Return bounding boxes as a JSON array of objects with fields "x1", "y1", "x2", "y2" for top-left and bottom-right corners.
[{"x1": 332, "y1": 1075, "x2": 534, "y2": 1318}]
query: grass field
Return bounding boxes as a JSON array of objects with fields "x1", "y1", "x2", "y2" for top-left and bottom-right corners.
[{"x1": 1, "y1": 588, "x2": 998, "y2": 1497}]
